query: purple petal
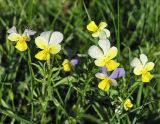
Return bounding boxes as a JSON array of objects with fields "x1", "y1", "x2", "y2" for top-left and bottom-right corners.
[
  {"x1": 102, "y1": 66, "x2": 107, "y2": 75},
  {"x1": 71, "y1": 59, "x2": 78, "y2": 66},
  {"x1": 7, "y1": 26, "x2": 17, "y2": 34},
  {"x1": 110, "y1": 68, "x2": 125, "y2": 79}
]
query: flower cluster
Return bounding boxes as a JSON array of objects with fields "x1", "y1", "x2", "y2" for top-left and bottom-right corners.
[
  {"x1": 87, "y1": 20, "x2": 155, "y2": 111},
  {"x1": 7, "y1": 21, "x2": 155, "y2": 113},
  {"x1": 87, "y1": 21, "x2": 124, "y2": 90},
  {"x1": 87, "y1": 21, "x2": 131, "y2": 110},
  {"x1": 8, "y1": 27, "x2": 63, "y2": 61}
]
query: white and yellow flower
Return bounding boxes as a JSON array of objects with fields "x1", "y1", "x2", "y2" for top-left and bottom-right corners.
[
  {"x1": 35, "y1": 31, "x2": 63, "y2": 61},
  {"x1": 88, "y1": 39, "x2": 119, "y2": 71},
  {"x1": 7, "y1": 26, "x2": 36, "y2": 51},
  {"x1": 87, "y1": 21, "x2": 110, "y2": 39},
  {"x1": 131, "y1": 54, "x2": 154, "y2": 82}
]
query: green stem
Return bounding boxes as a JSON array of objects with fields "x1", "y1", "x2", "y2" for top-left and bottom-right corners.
[
  {"x1": 27, "y1": 48, "x2": 34, "y2": 122},
  {"x1": 83, "y1": 0, "x2": 91, "y2": 21},
  {"x1": 41, "y1": 57, "x2": 53, "y2": 122},
  {"x1": 47, "y1": 57, "x2": 53, "y2": 100},
  {"x1": 117, "y1": 0, "x2": 120, "y2": 57},
  {"x1": 28, "y1": 0, "x2": 33, "y2": 25},
  {"x1": 136, "y1": 83, "x2": 143, "y2": 107}
]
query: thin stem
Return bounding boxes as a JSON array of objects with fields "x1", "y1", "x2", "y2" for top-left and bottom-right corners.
[
  {"x1": 136, "y1": 83, "x2": 143, "y2": 106},
  {"x1": 83, "y1": 0, "x2": 91, "y2": 21},
  {"x1": 27, "y1": 48, "x2": 34, "y2": 122},
  {"x1": 47, "y1": 57, "x2": 53, "y2": 100},
  {"x1": 117, "y1": 0, "x2": 120, "y2": 57}
]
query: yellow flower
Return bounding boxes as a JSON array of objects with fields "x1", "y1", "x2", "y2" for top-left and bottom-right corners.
[
  {"x1": 35, "y1": 31, "x2": 63, "y2": 61},
  {"x1": 7, "y1": 26, "x2": 36, "y2": 51},
  {"x1": 87, "y1": 21, "x2": 110, "y2": 39},
  {"x1": 62, "y1": 59, "x2": 72, "y2": 72},
  {"x1": 62, "y1": 59, "x2": 79, "y2": 72},
  {"x1": 123, "y1": 99, "x2": 133, "y2": 111},
  {"x1": 88, "y1": 39, "x2": 119, "y2": 71},
  {"x1": 131, "y1": 54, "x2": 154, "y2": 82}
]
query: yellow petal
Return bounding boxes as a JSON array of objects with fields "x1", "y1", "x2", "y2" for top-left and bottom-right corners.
[
  {"x1": 106, "y1": 60, "x2": 120, "y2": 71},
  {"x1": 87, "y1": 21, "x2": 98, "y2": 32},
  {"x1": 106, "y1": 47, "x2": 118, "y2": 60},
  {"x1": 49, "y1": 44, "x2": 61, "y2": 54},
  {"x1": 144, "y1": 62, "x2": 155, "y2": 71},
  {"x1": 35, "y1": 36, "x2": 48, "y2": 49},
  {"x1": 15, "y1": 41, "x2": 28, "y2": 51},
  {"x1": 35, "y1": 50, "x2": 50, "y2": 60},
  {"x1": 95, "y1": 58, "x2": 105, "y2": 67},
  {"x1": 98, "y1": 22, "x2": 107, "y2": 30},
  {"x1": 92, "y1": 31, "x2": 100, "y2": 37},
  {"x1": 98, "y1": 79, "x2": 110, "y2": 91},
  {"x1": 62, "y1": 59, "x2": 72, "y2": 72},
  {"x1": 133, "y1": 66, "x2": 143, "y2": 75},
  {"x1": 142, "y1": 72, "x2": 153, "y2": 82},
  {"x1": 8, "y1": 33, "x2": 21, "y2": 41},
  {"x1": 124, "y1": 99, "x2": 133, "y2": 111}
]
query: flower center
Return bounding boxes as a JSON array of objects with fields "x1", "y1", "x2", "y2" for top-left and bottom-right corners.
[
  {"x1": 104, "y1": 56, "x2": 110, "y2": 63},
  {"x1": 141, "y1": 69, "x2": 148, "y2": 75},
  {"x1": 104, "y1": 77, "x2": 111, "y2": 83},
  {"x1": 18, "y1": 35, "x2": 28, "y2": 42},
  {"x1": 44, "y1": 48, "x2": 50, "y2": 53}
]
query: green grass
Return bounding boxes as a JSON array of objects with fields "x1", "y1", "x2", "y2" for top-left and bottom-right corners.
[{"x1": 0, "y1": 0, "x2": 160, "y2": 123}]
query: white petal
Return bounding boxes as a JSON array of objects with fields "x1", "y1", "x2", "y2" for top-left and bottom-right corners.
[
  {"x1": 98, "y1": 39, "x2": 110, "y2": 54},
  {"x1": 140, "y1": 54, "x2": 148, "y2": 66},
  {"x1": 110, "y1": 79, "x2": 118, "y2": 87},
  {"x1": 7, "y1": 26, "x2": 17, "y2": 34},
  {"x1": 88, "y1": 45, "x2": 103, "y2": 59},
  {"x1": 99, "y1": 29, "x2": 110, "y2": 39},
  {"x1": 49, "y1": 31, "x2": 63, "y2": 44},
  {"x1": 103, "y1": 29, "x2": 110, "y2": 38},
  {"x1": 40, "y1": 31, "x2": 52, "y2": 43},
  {"x1": 131, "y1": 57, "x2": 142, "y2": 67},
  {"x1": 23, "y1": 29, "x2": 36, "y2": 36},
  {"x1": 95, "y1": 73, "x2": 107, "y2": 79}
]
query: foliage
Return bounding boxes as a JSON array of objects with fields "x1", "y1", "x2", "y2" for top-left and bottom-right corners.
[{"x1": 0, "y1": 0, "x2": 160, "y2": 123}]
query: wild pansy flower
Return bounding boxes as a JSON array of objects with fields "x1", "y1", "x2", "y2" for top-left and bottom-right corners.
[
  {"x1": 35, "y1": 31, "x2": 63, "y2": 60},
  {"x1": 62, "y1": 59, "x2": 78, "y2": 72},
  {"x1": 88, "y1": 39, "x2": 120, "y2": 71},
  {"x1": 87, "y1": 21, "x2": 110, "y2": 39},
  {"x1": 62, "y1": 49, "x2": 78, "y2": 72},
  {"x1": 95, "y1": 67, "x2": 125, "y2": 91},
  {"x1": 123, "y1": 99, "x2": 133, "y2": 111},
  {"x1": 131, "y1": 54, "x2": 154, "y2": 82},
  {"x1": 7, "y1": 26, "x2": 36, "y2": 51}
]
